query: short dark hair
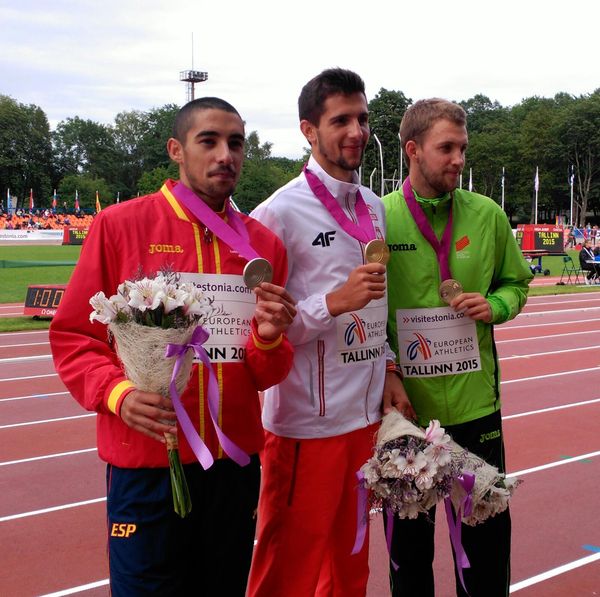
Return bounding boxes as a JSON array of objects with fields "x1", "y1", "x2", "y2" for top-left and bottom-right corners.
[
  {"x1": 298, "y1": 68, "x2": 366, "y2": 125},
  {"x1": 172, "y1": 97, "x2": 241, "y2": 142},
  {"x1": 400, "y1": 98, "x2": 467, "y2": 155}
]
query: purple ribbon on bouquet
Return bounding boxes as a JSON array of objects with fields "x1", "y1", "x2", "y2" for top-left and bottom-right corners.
[
  {"x1": 351, "y1": 470, "x2": 369, "y2": 555},
  {"x1": 384, "y1": 507, "x2": 400, "y2": 571},
  {"x1": 165, "y1": 326, "x2": 250, "y2": 470},
  {"x1": 444, "y1": 472, "x2": 475, "y2": 593}
]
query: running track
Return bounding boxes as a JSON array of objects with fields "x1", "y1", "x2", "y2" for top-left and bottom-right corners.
[{"x1": 1, "y1": 293, "x2": 600, "y2": 596}]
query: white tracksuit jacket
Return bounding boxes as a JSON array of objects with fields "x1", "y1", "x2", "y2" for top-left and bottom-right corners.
[{"x1": 251, "y1": 156, "x2": 394, "y2": 438}]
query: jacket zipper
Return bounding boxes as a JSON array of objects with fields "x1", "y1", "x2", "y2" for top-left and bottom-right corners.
[{"x1": 317, "y1": 339, "x2": 326, "y2": 416}]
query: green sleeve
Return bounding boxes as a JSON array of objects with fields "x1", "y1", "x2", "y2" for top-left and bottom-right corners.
[{"x1": 487, "y1": 211, "x2": 533, "y2": 324}]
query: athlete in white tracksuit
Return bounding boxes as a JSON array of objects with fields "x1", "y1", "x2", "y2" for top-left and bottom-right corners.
[{"x1": 248, "y1": 155, "x2": 397, "y2": 595}]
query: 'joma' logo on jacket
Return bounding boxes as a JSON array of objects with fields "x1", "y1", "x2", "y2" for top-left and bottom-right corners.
[
  {"x1": 148, "y1": 244, "x2": 184, "y2": 255},
  {"x1": 312, "y1": 231, "x2": 336, "y2": 247},
  {"x1": 388, "y1": 242, "x2": 417, "y2": 252}
]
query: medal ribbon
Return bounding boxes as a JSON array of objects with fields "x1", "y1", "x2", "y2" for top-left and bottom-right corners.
[
  {"x1": 171, "y1": 182, "x2": 261, "y2": 262},
  {"x1": 304, "y1": 166, "x2": 376, "y2": 243},
  {"x1": 402, "y1": 177, "x2": 453, "y2": 281},
  {"x1": 165, "y1": 325, "x2": 250, "y2": 469}
]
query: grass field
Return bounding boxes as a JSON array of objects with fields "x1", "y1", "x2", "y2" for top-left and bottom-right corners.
[
  {"x1": 0, "y1": 245, "x2": 81, "y2": 304},
  {"x1": 0, "y1": 245, "x2": 592, "y2": 332}
]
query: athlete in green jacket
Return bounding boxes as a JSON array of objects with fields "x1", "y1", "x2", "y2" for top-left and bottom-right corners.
[
  {"x1": 383, "y1": 98, "x2": 532, "y2": 597},
  {"x1": 384, "y1": 185, "x2": 532, "y2": 427}
]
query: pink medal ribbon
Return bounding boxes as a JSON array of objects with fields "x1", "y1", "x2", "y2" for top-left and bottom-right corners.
[
  {"x1": 165, "y1": 326, "x2": 250, "y2": 469},
  {"x1": 402, "y1": 177, "x2": 453, "y2": 282},
  {"x1": 444, "y1": 472, "x2": 475, "y2": 592},
  {"x1": 171, "y1": 182, "x2": 262, "y2": 261},
  {"x1": 304, "y1": 166, "x2": 376, "y2": 243}
]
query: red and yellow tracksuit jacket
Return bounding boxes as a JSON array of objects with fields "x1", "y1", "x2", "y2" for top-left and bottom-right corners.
[{"x1": 50, "y1": 180, "x2": 293, "y2": 468}]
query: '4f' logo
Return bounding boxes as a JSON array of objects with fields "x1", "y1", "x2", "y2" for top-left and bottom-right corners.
[{"x1": 312, "y1": 231, "x2": 336, "y2": 247}]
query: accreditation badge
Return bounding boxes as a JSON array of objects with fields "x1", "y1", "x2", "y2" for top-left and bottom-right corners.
[
  {"x1": 179, "y1": 273, "x2": 255, "y2": 363},
  {"x1": 335, "y1": 296, "x2": 387, "y2": 365},
  {"x1": 396, "y1": 306, "x2": 481, "y2": 377}
]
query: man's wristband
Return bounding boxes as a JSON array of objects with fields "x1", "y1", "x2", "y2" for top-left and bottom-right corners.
[{"x1": 386, "y1": 362, "x2": 404, "y2": 379}]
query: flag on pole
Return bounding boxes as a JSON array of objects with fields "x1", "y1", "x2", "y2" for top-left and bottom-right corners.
[
  {"x1": 569, "y1": 165, "x2": 575, "y2": 187},
  {"x1": 75, "y1": 189, "x2": 80, "y2": 211},
  {"x1": 52, "y1": 189, "x2": 57, "y2": 210},
  {"x1": 29, "y1": 188, "x2": 34, "y2": 211},
  {"x1": 468, "y1": 168, "x2": 473, "y2": 192},
  {"x1": 6, "y1": 188, "x2": 11, "y2": 213},
  {"x1": 501, "y1": 168, "x2": 505, "y2": 189},
  {"x1": 95, "y1": 190, "x2": 102, "y2": 213},
  {"x1": 534, "y1": 167, "x2": 539, "y2": 192}
]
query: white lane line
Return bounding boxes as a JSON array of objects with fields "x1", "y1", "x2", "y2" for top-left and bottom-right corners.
[
  {"x1": 0, "y1": 373, "x2": 57, "y2": 382},
  {"x1": 0, "y1": 413, "x2": 95, "y2": 429},
  {"x1": 501, "y1": 367, "x2": 600, "y2": 384},
  {"x1": 524, "y1": 297, "x2": 600, "y2": 306},
  {"x1": 0, "y1": 354, "x2": 52, "y2": 364},
  {"x1": 517, "y1": 307, "x2": 600, "y2": 318},
  {"x1": 0, "y1": 497, "x2": 106, "y2": 522},
  {"x1": 499, "y1": 317, "x2": 600, "y2": 330},
  {"x1": 0, "y1": 341, "x2": 50, "y2": 348},
  {"x1": 0, "y1": 447, "x2": 97, "y2": 467},
  {"x1": 39, "y1": 580, "x2": 109, "y2": 597},
  {"x1": 0, "y1": 329, "x2": 48, "y2": 337},
  {"x1": 500, "y1": 345, "x2": 600, "y2": 360},
  {"x1": 496, "y1": 329, "x2": 600, "y2": 343},
  {"x1": 508, "y1": 450, "x2": 600, "y2": 478},
  {"x1": 503, "y1": 398, "x2": 600, "y2": 420},
  {"x1": 510, "y1": 552, "x2": 600, "y2": 592},
  {"x1": 0, "y1": 391, "x2": 69, "y2": 402}
]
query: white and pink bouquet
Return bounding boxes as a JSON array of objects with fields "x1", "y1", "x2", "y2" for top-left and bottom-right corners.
[
  {"x1": 360, "y1": 410, "x2": 519, "y2": 524},
  {"x1": 89, "y1": 271, "x2": 215, "y2": 517}
]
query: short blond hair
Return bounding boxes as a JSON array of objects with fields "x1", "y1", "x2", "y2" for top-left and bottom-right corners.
[{"x1": 400, "y1": 98, "x2": 466, "y2": 156}]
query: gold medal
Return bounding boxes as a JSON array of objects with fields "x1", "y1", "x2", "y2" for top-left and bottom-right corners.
[
  {"x1": 365, "y1": 239, "x2": 390, "y2": 265},
  {"x1": 439, "y1": 278, "x2": 463, "y2": 304},
  {"x1": 243, "y1": 258, "x2": 273, "y2": 289}
]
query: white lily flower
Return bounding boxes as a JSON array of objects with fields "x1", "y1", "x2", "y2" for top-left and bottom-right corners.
[
  {"x1": 127, "y1": 278, "x2": 163, "y2": 312},
  {"x1": 161, "y1": 284, "x2": 187, "y2": 314},
  {"x1": 89, "y1": 291, "x2": 118, "y2": 324}
]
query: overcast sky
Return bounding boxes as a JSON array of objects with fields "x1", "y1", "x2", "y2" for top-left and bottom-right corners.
[{"x1": 2, "y1": 0, "x2": 597, "y2": 159}]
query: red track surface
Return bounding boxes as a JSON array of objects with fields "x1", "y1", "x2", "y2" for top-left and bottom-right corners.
[{"x1": 2, "y1": 292, "x2": 600, "y2": 596}]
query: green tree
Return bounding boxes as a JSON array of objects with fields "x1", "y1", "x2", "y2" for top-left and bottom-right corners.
[
  {"x1": 58, "y1": 174, "x2": 112, "y2": 212},
  {"x1": 554, "y1": 92, "x2": 600, "y2": 226},
  {"x1": 235, "y1": 131, "x2": 301, "y2": 213},
  {"x1": 52, "y1": 116, "x2": 120, "y2": 187},
  {"x1": 364, "y1": 88, "x2": 412, "y2": 193},
  {"x1": 0, "y1": 95, "x2": 53, "y2": 208},
  {"x1": 113, "y1": 109, "x2": 151, "y2": 199},
  {"x1": 138, "y1": 104, "x2": 180, "y2": 172},
  {"x1": 137, "y1": 164, "x2": 178, "y2": 196}
]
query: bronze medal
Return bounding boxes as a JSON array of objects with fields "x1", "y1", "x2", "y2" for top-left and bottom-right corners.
[
  {"x1": 243, "y1": 258, "x2": 273, "y2": 289},
  {"x1": 365, "y1": 239, "x2": 390, "y2": 265},
  {"x1": 439, "y1": 278, "x2": 463, "y2": 304}
]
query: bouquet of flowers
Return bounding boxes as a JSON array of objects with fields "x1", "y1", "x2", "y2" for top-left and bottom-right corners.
[
  {"x1": 89, "y1": 271, "x2": 215, "y2": 517},
  {"x1": 361, "y1": 410, "x2": 463, "y2": 519},
  {"x1": 360, "y1": 410, "x2": 519, "y2": 524}
]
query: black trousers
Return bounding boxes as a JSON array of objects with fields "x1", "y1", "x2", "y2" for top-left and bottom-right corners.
[
  {"x1": 386, "y1": 411, "x2": 511, "y2": 597},
  {"x1": 107, "y1": 455, "x2": 260, "y2": 597}
]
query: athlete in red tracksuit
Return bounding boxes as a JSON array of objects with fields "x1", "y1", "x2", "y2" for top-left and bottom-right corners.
[{"x1": 50, "y1": 99, "x2": 295, "y2": 597}]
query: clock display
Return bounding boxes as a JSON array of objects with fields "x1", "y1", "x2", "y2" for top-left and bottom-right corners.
[{"x1": 23, "y1": 285, "x2": 67, "y2": 317}]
